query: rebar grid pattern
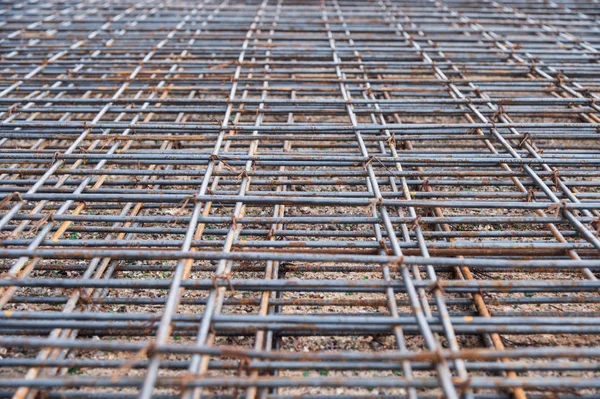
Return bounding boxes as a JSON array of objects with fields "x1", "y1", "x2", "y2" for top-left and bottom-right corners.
[{"x1": 0, "y1": 0, "x2": 599, "y2": 397}]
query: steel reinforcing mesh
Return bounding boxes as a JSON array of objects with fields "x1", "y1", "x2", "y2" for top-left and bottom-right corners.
[{"x1": 0, "y1": 0, "x2": 600, "y2": 398}]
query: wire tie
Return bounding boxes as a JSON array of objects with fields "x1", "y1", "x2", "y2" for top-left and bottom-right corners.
[
  {"x1": 77, "y1": 289, "x2": 100, "y2": 312},
  {"x1": 213, "y1": 272, "x2": 235, "y2": 293},
  {"x1": 518, "y1": 133, "x2": 533, "y2": 148},
  {"x1": 455, "y1": 376, "x2": 473, "y2": 391},
  {"x1": 591, "y1": 216, "x2": 600, "y2": 237},
  {"x1": 528, "y1": 59, "x2": 537, "y2": 75},
  {"x1": 364, "y1": 197, "x2": 382, "y2": 214},
  {"x1": 0, "y1": 192, "x2": 23, "y2": 209},
  {"x1": 28, "y1": 213, "x2": 55, "y2": 234},
  {"x1": 389, "y1": 255, "x2": 405, "y2": 267},
  {"x1": 409, "y1": 215, "x2": 422, "y2": 231},
  {"x1": 551, "y1": 169, "x2": 560, "y2": 192},
  {"x1": 236, "y1": 169, "x2": 249, "y2": 182},
  {"x1": 554, "y1": 71, "x2": 565, "y2": 85},
  {"x1": 526, "y1": 187, "x2": 536, "y2": 203},
  {"x1": 547, "y1": 200, "x2": 568, "y2": 218},
  {"x1": 362, "y1": 155, "x2": 375, "y2": 170},
  {"x1": 386, "y1": 133, "x2": 396, "y2": 148},
  {"x1": 428, "y1": 279, "x2": 445, "y2": 294},
  {"x1": 52, "y1": 151, "x2": 62, "y2": 164},
  {"x1": 210, "y1": 154, "x2": 236, "y2": 172},
  {"x1": 492, "y1": 105, "x2": 504, "y2": 121},
  {"x1": 172, "y1": 194, "x2": 197, "y2": 222},
  {"x1": 212, "y1": 118, "x2": 224, "y2": 131},
  {"x1": 378, "y1": 239, "x2": 389, "y2": 253}
]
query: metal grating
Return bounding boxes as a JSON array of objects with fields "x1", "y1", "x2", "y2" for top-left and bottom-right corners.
[{"x1": 0, "y1": 0, "x2": 599, "y2": 397}]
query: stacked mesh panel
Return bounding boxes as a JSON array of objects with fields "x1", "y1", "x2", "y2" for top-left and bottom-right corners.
[{"x1": 0, "y1": 0, "x2": 600, "y2": 398}]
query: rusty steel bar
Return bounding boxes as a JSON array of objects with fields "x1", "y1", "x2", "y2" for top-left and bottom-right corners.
[{"x1": 1, "y1": 0, "x2": 600, "y2": 398}]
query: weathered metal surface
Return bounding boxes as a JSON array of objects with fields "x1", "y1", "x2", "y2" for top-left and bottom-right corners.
[{"x1": 0, "y1": 0, "x2": 599, "y2": 397}]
